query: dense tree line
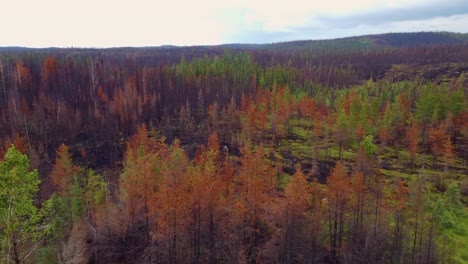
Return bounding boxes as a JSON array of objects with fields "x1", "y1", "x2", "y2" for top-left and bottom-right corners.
[
  {"x1": 0, "y1": 38, "x2": 467, "y2": 263},
  {"x1": 0, "y1": 42, "x2": 466, "y2": 166},
  {"x1": 1, "y1": 124, "x2": 465, "y2": 263}
]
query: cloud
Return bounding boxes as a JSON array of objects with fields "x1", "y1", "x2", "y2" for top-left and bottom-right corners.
[
  {"x1": 224, "y1": 0, "x2": 468, "y2": 43},
  {"x1": 220, "y1": 0, "x2": 438, "y2": 30},
  {"x1": 0, "y1": 0, "x2": 467, "y2": 47},
  {"x1": 1, "y1": 0, "x2": 228, "y2": 47},
  {"x1": 319, "y1": 1, "x2": 468, "y2": 28}
]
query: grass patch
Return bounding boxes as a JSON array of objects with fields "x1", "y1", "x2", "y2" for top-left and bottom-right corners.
[
  {"x1": 288, "y1": 117, "x2": 313, "y2": 128},
  {"x1": 380, "y1": 168, "x2": 415, "y2": 180},
  {"x1": 277, "y1": 173, "x2": 291, "y2": 190},
  {"x1": 290, "y1": 126, "x2": 312, "y2": 140},
  {"x1": 326, "y1": 146, "x2": 355, "y2": 160}
]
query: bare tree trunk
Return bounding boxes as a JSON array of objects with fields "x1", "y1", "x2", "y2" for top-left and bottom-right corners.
[
  {"x1": 0, "y1": 61, "x2": 7, "y2": 105},
  {"x1": 426, "y1": 219, "x2": 434, "y2": 264},
  {"x1": 209, "y1": 206, "x2": 215, "y2": 264},
  {"x1": 412, "y1": 215, "x2": 419, "y2": 264},
  {"x1": 195, "y1": 204, "x2": 201, "y2": 264},
  {"x1": 12, "y1": 241, "x2": 20, "y2": 264},
  {"x1": 22, "y1": 115, "x2": 31, "y2": 151},
  {"x1": 418, "y1": 219, "x2": 425, "y2": 263},
  {"x1": 171, "y1": 210, "x2": 177, "y2": 264},
  {"x1": 328, "y1": 207, "x2": 333, "y2": 255}
]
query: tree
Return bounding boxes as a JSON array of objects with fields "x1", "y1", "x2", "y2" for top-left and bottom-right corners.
[
  {"x1": 389, "y1": 180, "x2": 409, "y2": 263},
  {"x1": 406, "y1": 122, "x2": 419, "y2": 168},
  {"x1": 119, "y1": 125, "x2": 167, "y2": 242},
  {"x1": 378, "y1": 102, "x2": 394, "y2": 149},
  {"x1": 50, "y1": 144, "x2": 79, "y2": 195},
  {"x1": 150, "y1": 139, "x2": 191, "y2": 264},
  {"x1": 280, "y1": 165, "x2": 312, "y2": 263},
  {"x1": 355, "y1": 135, "x2": 376, "y2": 175},
  {"x1": 0, "y1": 145, "x2": 50, "y2": 264},
  {"x1": 362, "y1": 135, "x2": 377, "y2": 157},
  {"x1": 236, "y1": 143, "x2": 277, "y2": 262},
  {"x1": 441, "y1": 136, "x2": 455, "y2": 175},
  {"x1": 0, "y1": 134, "x2": 27, "y2": 159},
  {"x1": 428, "y1": 123, "x2": 447, "y2": 168},
  {"x1": 325, "y1": 161, "x2": 350, "y2": 260},
  {"x1": 296, "y1": 96, "x2": 316, "y2": 118},
  {"x1": 82, "y1": 169, "x2": 108, "y2": 262},
  {"x1": 0, "y1": 60, "x2": 6, "y2": 107},
  {"x1": 342, "y1": 92, "x2": 351, "y2": 116},
  {"x1": 187, "y1": 133, "x2": 224, "y2": 264},
  {"x1": 349, "y1": 171, "x2": 366, "y2": 236},
  {"x1": 334, "y1": 110, "x2": 349, "y2": 160},
  {"x1": 432, "y1": 183, "x2": 466, "y2": 263},
  {"x1": 41, "y1": 56, "x2": 60, "y2": 93}
]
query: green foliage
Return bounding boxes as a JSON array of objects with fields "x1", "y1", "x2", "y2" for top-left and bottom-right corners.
[
  {"x1": 35, "y1": 245, "x2": 60, "y2": 264},
  {"x1": 70, "y1": 178, "x2": 85, "y2": 220},
  {"x1": 434, "y1": 183, "x2": 465, "y2": 232},
  {"x1": 84, "y1": 169, "x2": 108, "y2": 208},
  {"x1": 447, "y1": 87, "x2": 465, "y2": 116},
  {"x1": 0, "y1": 145, "x2": 50, "y2": 263},
  {"x1": 174, "y1": 52, "x2": 257, "y2": 91},
  {"x1": 277, "y1": 173, "x2": 291, "y2": 190},
  {"x1": 362, "y1": 135, "x2": 377, "y2": 157},
  {"x1": 432, "y1": 183, "x2": 467, "y2": 263},
  {"x1": 415, "y1": 89, "x2": 439, "y2": 123},
  {"x1": 414, "y1": 85, "x2": 461, "y2": 124},
  {"x1": 40, "y1": 194, "x2": 71, "y2": 240}
]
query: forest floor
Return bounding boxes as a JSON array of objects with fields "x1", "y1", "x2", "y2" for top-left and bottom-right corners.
[{"x1": 274, "y1": 117, "x2": 468, "y2": 203}]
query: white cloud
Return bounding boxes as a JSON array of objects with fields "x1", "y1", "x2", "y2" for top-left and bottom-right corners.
[
  {"x1": 0, "y1": 0, "x2": 227, "y2": 47},
  {"x1": 388, "y1": 14, "x2": 468, "y2": 33},
  {"x1": 224, "y1": 0, "x2": 434, "y2": 29},
  {"x1": 294, "y1": 14, "x2": 468, "y2": 41},
  {"x1": 0, "y1": 0, "x2": 466, "y2": 47}
]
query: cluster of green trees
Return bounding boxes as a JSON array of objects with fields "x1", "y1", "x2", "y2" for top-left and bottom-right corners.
[
  {"x1": 0, "y1": 146, "x2": 47, "y2": 263},
  {"x1": 1, "y1": 144, "x2": 107, "y2": 263}
]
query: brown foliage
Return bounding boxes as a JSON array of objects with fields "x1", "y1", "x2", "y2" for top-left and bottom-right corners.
[
  {"x1": 406, "y1": 122, "x2": 419, "y2": 166},
  {"x1": 50, "y1": 143, "x2": 79, "y2": 194}
]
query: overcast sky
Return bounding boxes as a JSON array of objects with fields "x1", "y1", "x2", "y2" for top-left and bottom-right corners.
[{"x1": 1, "y1": 0, "x2": 467, "y2": 47}]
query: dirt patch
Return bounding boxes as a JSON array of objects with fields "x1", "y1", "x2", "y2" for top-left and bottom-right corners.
[{"x1": 62, "y1": 220, "x2": 91, "y2": 264}]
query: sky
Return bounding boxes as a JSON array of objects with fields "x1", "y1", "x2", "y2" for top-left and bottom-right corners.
[{"x1": 1, "y1": 0, "x2": 467, "y2": 48}]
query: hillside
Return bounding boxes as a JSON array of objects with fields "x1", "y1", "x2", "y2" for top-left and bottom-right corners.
[
  {"x1": 2, "y1": 31, "x2": 467, "y2": 53},
  {"x1": 270, "y1": 32, "x2": 468, "y2": 51}
]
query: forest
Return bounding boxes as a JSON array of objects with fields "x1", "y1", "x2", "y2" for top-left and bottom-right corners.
[{"x1": 0, "y1": 32, "x2": 467, "y2": 263}]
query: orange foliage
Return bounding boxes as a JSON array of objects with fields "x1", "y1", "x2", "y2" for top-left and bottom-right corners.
[
  {"x1": 41, "y1": 56, "x2": 59, "y2": 86},
  {"x1": 15, "y1": 61, "x2": 32, "y2": 88},
  {"x1": 393, "y1": 181, "x2": 409, "y2": 210},
  {"x1": 120, "y1": 124, "x2": 168, "y2": 234},
  {"x1": 343, "y1": 92, "x2": 351, "y2": 116},
  {"x1": 313, "y1": 111, "x2": 323, "y2": 139},
  {"x1": 284, "y1": 165, "x2": 312, "y2": 213},
  {"x1": 429, "y1": 122, "x2": 447, "y2": 161},
  {"x1": 50, "y1": 144, "x2": 79, "y2": 194},
  {"x1": 441, "y1": 136, "x2": 456, "y2": 172},
  {"x1": 354, "y1": 125, "x2": 366, "y2": 142},
  {"x1": 406, "y1": 122, "x2": 419, "y2": 164},
  {"x1": 1, "y1": 133, "x2": 28, "y2": 158},
  {"x1": 297, "y1": 96, "x2": 316, "y2": 118},
  {"x1": 97, "y1": 85, "x2": 108, "y2": 103},
  {"x1": 326, "y1": 161, "x2": 351, "y2": 210},
  {"x1": 325, "y1": 161, "x2": 351, "y2": 252}
]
